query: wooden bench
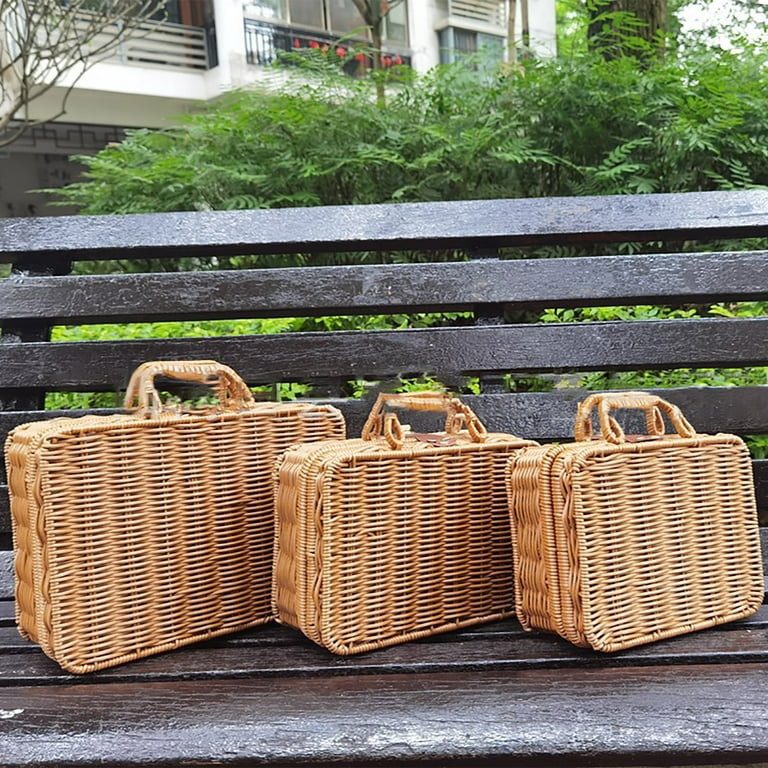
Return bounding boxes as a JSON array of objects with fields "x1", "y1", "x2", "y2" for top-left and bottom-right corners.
[{"x1": 0, "y1": 189, "x2": 767, "y2": 767}]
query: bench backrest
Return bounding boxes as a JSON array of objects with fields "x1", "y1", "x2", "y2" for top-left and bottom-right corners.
[{"x1": 1, "y1": 190, "x2": 767, "y2": 593}]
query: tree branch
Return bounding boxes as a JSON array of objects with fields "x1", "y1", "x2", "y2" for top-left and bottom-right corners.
[{"x1": 1, "y1": 0, "x2": 167, "y2": 145}]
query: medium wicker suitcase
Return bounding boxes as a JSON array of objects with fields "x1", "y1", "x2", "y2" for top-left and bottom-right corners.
[
  {"x1": 272, "y1": 391, "x2": 537, "y2": 654},
  {"x1": 5, "y1": 360, "x2": 345, "y2": 673},
  {"x1": 506, "y1": 391, "x2": 763, "y2": 652}
]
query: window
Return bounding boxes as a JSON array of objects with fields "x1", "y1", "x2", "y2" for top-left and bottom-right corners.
[
  {"x1": 383, "y1": 2, "x2": 407, "y2": 44},
  {"x1": 165, "y1": 0, "x2": 214, "y2": 28},
  {"x1": 246, "y1": 0, "x2": 409, "y2": 45},
  {"x1": 439, "y1": 27, "x2": 503, "y2": 65},
  {"x1": 326, "y1": 0, "x2": 365, "y2": 35},
  {"x1": 289, "y1": 0, "x2": 325, "y2": 29},
  {"x1": 245, "y1": 0, "x2": 287, "y2": 20}
]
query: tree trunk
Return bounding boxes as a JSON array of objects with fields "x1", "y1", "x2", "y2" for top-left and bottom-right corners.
[
  {"x1": 371, "y1": 25, "x2": 386, "y2": 107},
  {"x1": 351, "y1": 0, "x2": 385, "y2": 105},
  {"x1": 588, "y1": 0, "x2": 667, "y2": 60},
  {"x1": 506, "y1": 0, "x2": 517, "y2": 67},
  {"x1": 520, "y1": 0, "x2": 530, "y2": 53}
]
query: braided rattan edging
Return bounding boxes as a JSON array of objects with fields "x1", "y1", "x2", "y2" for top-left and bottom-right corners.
[
  {"x1": 5, "y1": 361, "x2": 345, "y2": 673},
  {"x1": 507, "y1": 392, "x2": 764, "y2": 652}
]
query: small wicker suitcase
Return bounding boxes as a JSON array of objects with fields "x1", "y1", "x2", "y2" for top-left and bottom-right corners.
[
  {"x1": 506, "y1": 391, "x2": 763, "y2": 652},
  {"x1": 272, "y1": 391, "x2": 537, "y2": 654},
  {"x1": 5, "y1": 360, "x2": 345, "y2": 673}
]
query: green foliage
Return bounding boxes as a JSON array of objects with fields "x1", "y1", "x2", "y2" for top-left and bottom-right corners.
[
  {"x1": 50, "y1": 318, "x2": 299, "y2": 342},
  {"x1": 536, "y1": 301, "x2": 768, "y2": 397},
  {"x1": 41, "y1": 11, "x2": 768, "y2": 456},
  {"x1": 45, "y1": 315, "x2": 469, "y2": 410},
  {"x1": 746, "y1": 435, "x2": 768, "y2": 460},
  {"x1": 578, "y1": 367, "x2": 768, "y2": 390},
  {"x1": 45, "y1": 391, "x2": 124, "y2": 410},
  {"x1": 51, "y1": 28, "x2": 768, "y2": 216}
]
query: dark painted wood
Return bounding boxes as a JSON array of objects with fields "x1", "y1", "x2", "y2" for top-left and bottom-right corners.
[
  {"x1": 461, "y1": 387, "x2": 768, "y2": 442},
  {"x1": 1, "y1": 261, "x2": 67, "y2": 411},
  {"x1": 8, "y1": 599, "x2": 768, "y2": 646},
  {"x1": 3, "y1": 190, "x2": 768, "y2": 264},
  {"x1": 0, "y1": 333, "x2": 48, "y2": 411},
  {"x1": 1, "y1": 664, "x2": 768, "y2": 767},
  {"x1": 1, "y1": 191, "x2": 767, "y2": 768},
  {"x1": 0, "y1": 318, "x2": 765, "y2": 390},
  {"x1": 756, "y1": 461, "x2": 768, "y2": 521},
  {"x1": 6, "y1": 605, "x2": 768, "y2": 655},
  {"x1": 0, "y1": 553, "x2": 13, "y2": 600},
  {"x1": 1, "y1": 386, "x2": 764, "y2": 448},
  {"x1": 2, "y1": 251, "x2": 766, "y2": 323},
  {"x1": 0, "y1": 600, "x2": 15, "y2": 623},
  {"x1": 5, "y1": 619, "x2": 768, "y2": 687}
]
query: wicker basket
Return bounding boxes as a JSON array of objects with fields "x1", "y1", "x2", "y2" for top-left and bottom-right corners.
[
  {"x1": 506, "y1": 391, "x2": 763, "y2": 652},
  {"x1": 272, "y1": 391, "x2": 537, "y2": 654},
  {"x1": 5, "y1": 360, "x2": 345, "y2": 673}
]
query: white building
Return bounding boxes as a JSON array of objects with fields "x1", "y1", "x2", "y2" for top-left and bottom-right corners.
[{"x1": 1, "y1": 0, "x2": 556, "y2": 217}]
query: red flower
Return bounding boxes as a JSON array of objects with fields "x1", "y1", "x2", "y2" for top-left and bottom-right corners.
[
  {"x1": 336, "y1": 46, "x2": 346, "y2": 57},
  {"x1": 293, "y1": 38, "x2": 300, "y2": 48},
  {"x1": 383, "y1": 56, "x2": 392, "y2": 67},
  {"x1": 394, "y1": 55, "x2": 402, "y2": 65},
  {"x1": 356, "y1": 52, "x2": 365, "y2": 62},
  {"x1": 308, "y1": 40, "x2": 319, "y2": 49}
]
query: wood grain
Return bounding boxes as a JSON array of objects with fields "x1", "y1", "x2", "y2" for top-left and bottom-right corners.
[
  {"x1": 2, "y1": 251, "x2": 767, "y2": 323},
  {"x1": 2, "y1": 190, "x2": 768, "y2": 767},
  {"x1": 3, "y1": 189, "x2": 768, "y2": 263}
]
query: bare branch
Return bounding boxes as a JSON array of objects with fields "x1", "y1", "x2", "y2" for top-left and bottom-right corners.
[{"x1": 1, "y1": 0, "x2": 168, "y2": 145}]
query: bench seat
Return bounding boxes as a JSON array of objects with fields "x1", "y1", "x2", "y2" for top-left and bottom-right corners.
[
  {"x1": 2, "y1": 594, "x2": 768, "y2": 766},
  {"x1": 0, "y1": 189, "x2": 767, "y2": 767}
]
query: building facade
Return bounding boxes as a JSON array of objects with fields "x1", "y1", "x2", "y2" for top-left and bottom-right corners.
[{"x1": 1, "y1": 0, "x2": 556, "y2": 217}]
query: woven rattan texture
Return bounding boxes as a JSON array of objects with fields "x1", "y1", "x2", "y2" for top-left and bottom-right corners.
[
  {"x1": 273, "y1": 431, "x2": 536, "y2": 655},
  {"x1": 507, "y1": 431, "x2": 764, "y2": 653},
  {"x1": 6, "y1": 401, "x2": 344, "y2": 673}
]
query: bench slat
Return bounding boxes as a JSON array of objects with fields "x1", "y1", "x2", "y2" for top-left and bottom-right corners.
[
  {"x1": 2, "y1": 251, "x2": 767, "y2": 323},
  {"x1": 3, "y1": 190, "x2": 768, "y2": 263},
  {"x1": 1, "y1": 191, "x2": 767, "y2": 768},
  {"x1": 0, "y1": 318, "x2": 765, "y2": 389},
  {"x1": 3, "y1": 623, "x2": 768, "y2": 686},
  {"x1": 0, "y1": 553, "x2": 12, "y2": 599},
  {"x1": 1, "y1": 663, "x2": 767, "y2": 766},
  {"x1": 2, "y1": 386, "x2": 766, "y2": 453},
  {"x1": 2, "y1": 600, "x2": 768, "y2": 638}
]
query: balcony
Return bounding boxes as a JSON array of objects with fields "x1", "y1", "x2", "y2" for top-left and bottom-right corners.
[
  {"x1": 437, "y1": 0, "x2": 506, "y2": 38},
  {"x1": 120, "y1": 20, "x2": 214, "y2": 69},
  {"x1": 244, "y1": 19, "x2": 411, "y2": 76},
  {"x1": 447, "y1": 0, "x2": 505, "y2": 27},
  {"x1": 76, "y1": 13, "x2": 215, "y2": 71}
]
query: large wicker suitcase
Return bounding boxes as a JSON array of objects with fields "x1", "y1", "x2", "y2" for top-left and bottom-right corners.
[
  {"x1": 272, "y1": 391, "x2": 537, "y2": 654},
  {"x1": 506, "y1": 391, "x2": 763, "y2": 652},
  {"x1": 5, "y1": 360, "x2": 345, "y2": 673}
]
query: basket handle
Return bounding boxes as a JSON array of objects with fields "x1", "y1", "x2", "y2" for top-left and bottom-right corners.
[
  {"x1": 123, "y1": 360, "x2": 256, "y2": 416},
  {"x1": 574, "y1": 391, "x2": 696, "y2": 444},
  {"x1": 361, "y1": 391, "x2": 488, "y2": 449}
]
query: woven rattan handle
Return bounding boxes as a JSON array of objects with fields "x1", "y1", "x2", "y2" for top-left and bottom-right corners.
[
  {"x1": 362, "y1": 391, "x2": 488, "y2": 449},
  {"x1": 124, "y1": 360, "x2": 256, "y2": 415},
  {"x1": 574, "y1": 391, "x2": 696, "y2": 444}
]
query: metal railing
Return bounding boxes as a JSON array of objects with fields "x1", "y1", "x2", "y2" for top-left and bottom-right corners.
[
  {"x1": 121, "y1": 20, "x2": 209, "y2": 69},
  {"x1": 76, "y1": 14, "x2": 212, "y2": 71},
  {"x1": 447, "y1": 0, "x2": 505, "y2": 28},
  {"x1": 244, "y1": 19, "x2": 410, "y2": 75}
]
